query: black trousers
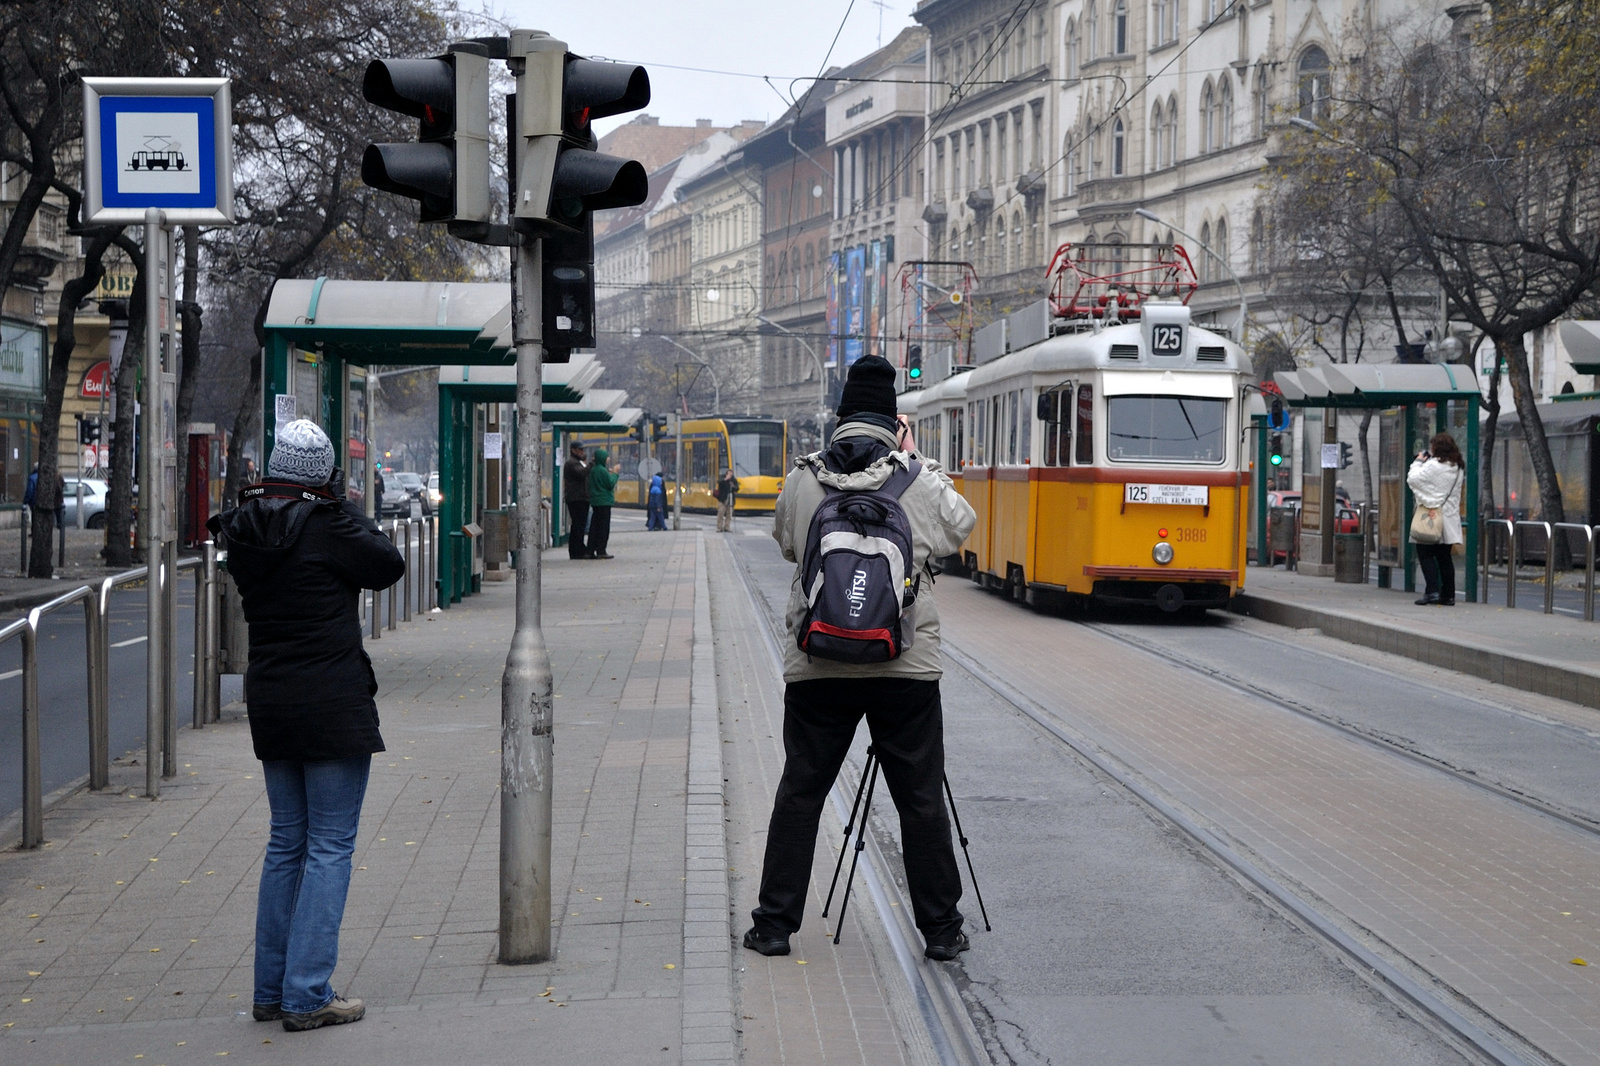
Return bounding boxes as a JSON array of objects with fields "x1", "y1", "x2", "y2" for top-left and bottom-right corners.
[
  {"x1": 752, "y1": 677, "x2": 963, "y2": 940},
  {"x1": 588, "y1": 505, "x2": 612, "y2": 555},
  {"x1": 1416, "y1": 542, "x2": 1456, "y2": 601},
  {"x1": 566, "y1": 500, "x2": 590, "y2": 558}
]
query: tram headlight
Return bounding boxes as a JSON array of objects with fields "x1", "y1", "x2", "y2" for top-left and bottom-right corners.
[{"x1": 1152, "y1": 541, "x2": 1175, "y2": 565}]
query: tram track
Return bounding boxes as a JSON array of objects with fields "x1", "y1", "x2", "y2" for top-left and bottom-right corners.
[
  {"x1": 1081, "y1": 618, "x2": 1600, "y2": 841},
  {"x1": 938, "y1": 635, "x2": 1541, "y2": 1066}
]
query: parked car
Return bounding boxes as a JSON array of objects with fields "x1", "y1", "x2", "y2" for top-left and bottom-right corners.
[
  {"x1": 61, "y1": 477, "x2": 110, "y2": 528},
  {"x1": 426, "y1": 471, "x2": 442, "y2": 507}
]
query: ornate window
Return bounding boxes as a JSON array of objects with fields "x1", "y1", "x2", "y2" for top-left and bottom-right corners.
[
  {"x1": 1253, "y1": 63, "x2": 1270, "y2": 138},
  {"x1": 1113, "y1": 0, "x2": 1128, "y2": 53},
  {"x1": 1201, "y1": 80, "x2": 1216, "y2": 153},
  {"x1": 1066, "y1": 18, "x2": 1078, "y2": 79},
  {"x1": 1298, "y1": 46, "x2": 1331, "y2": 122},
  {"x1": 1198, "y1": 222, "x2": 1212, "y2": 282},
  {"x1": 1111, "y1": 118, "x2": 1125, "y2": 176},
  {"x1": 1150, "y1": 102, "x2": 1164, "y2": 169},
  {"x1": 1014, "y1": 211, "x2": 1024, "y2": 267},
  {"x1": 1166, "y1": 94, "x2": 1178, "y2": 164},
  {"x1": 1086, "y1": 0, "x2": 1098, "y2": 58},
  {"x1": 1215, "y1": 217, "x2": 1229, "y2": 269},
  {"x1": 1219, "y1": 77, "x2": 1234, "y2": 148}
]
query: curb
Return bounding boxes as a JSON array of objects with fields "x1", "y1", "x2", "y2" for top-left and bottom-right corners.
[
  {"x1": 1232, "y1": 592, "x2": 1600, "y2": 711},
  {"x1": 682, "y1": 533, "x2": 736, "y2": 1065}
]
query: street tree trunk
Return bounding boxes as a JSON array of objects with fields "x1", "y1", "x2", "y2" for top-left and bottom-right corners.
[
  {"x1": 103, "y1": 265, "x2": 144, "y2": 567},
  {"x1": 27, "y1": 231, "x2": 117, "y2": 577},
  {"x1": 1496, "y1": 330, "x2": 1568, "y2": 569}
]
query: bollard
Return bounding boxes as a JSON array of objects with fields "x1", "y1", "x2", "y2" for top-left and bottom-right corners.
[
  {"x1": 387, "y1": 521, "x2": 399, "y2": 631},
  {"x1": 204, "y1": 542, "x2": 221, "y2": 723},
  {"x1": 162, "y1": 543, "x2": 178, "y2": 778},
  {"x1": 401, "y1": 521, "x2": 412, "y2": 622},
  {"x1": 20, "y1": 619, "x2": 40, "y2": 848},
  {"x1": 428, "y1": 517, "x2": 437, "y2": 610},
  {"x1": 193, "y1": 553, "x2": 208, "y2": 729}
]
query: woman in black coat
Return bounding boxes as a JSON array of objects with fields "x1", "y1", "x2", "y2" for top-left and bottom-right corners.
[{"x1": 211, "y1": 420, "x2": 404, "y2": 1032}]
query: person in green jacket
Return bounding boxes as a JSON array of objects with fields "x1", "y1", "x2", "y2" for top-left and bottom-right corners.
[{"x1": 586, "y1": 447, "x2": 619, "y2": 559}]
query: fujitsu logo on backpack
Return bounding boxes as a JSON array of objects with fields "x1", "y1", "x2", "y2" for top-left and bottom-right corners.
[{"x1": 848, "y1": 569, "x2": 869, "y2": 618}]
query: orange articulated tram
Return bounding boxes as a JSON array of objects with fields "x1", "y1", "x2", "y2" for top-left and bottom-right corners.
[{"x1": 903, "y1": 243, "x2": 1252, "y2": 614}]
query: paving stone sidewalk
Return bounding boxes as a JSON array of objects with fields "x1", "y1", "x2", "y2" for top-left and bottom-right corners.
[{"x1": 0, "y1": 529, "x2": 731, "y2": 1065}]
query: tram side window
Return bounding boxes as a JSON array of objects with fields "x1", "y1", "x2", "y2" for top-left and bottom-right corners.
[
  {"x1": 1042, "y1": 388, "x2": 1071, "y2": 466},
  {"x1": 991, "y1": 400, "x2": 1002, "y2": 467},
  {"x1": 655, "y1": 440, "x2": 677, "y2": 479},
  {"x1": 1020, "y1": 392, "x2": 1032, "y2": 464},
  {"x1": 972, "y1": 400, "x2": 985, "y2": 465},
  {"x1": 1006, "y1": 391, "x2": 1019, "y2": 464},
  {"x1": 1075, "y1": 384, "x2": 1094, "y2": 464},
  {"x1": 691, "y1": 441, "x2": 709, "y2": 481},
  {"x1": 949, "y1": 407, "x2": 965, "y2": 468}
]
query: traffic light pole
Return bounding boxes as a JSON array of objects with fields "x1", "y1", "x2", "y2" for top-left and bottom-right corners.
[{"x1": 500, "y1": 228, "x2": 554, "y2": 964}]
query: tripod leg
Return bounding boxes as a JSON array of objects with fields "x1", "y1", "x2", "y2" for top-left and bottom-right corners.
[
  {"x1": 944, "y1": 774, "x2": 991, "y2": 932},
  {"x1": 823, "y1": 748, "x2": 875, "y2": 919},
  {"x1": 832, "y1": 756, "x2": 880, "y2": 945}
]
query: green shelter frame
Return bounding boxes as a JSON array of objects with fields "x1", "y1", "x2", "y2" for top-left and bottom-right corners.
[{"x1": 1272, "y1": 363, "x2": 1483, "y2": 601}]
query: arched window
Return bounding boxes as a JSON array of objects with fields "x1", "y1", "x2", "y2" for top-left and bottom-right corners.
[
  {"x1": 1150, "y1": 102, "x2": 1164, "y2": 169},
  {"x1": 1201, "y1": 81, "x2": 1216, "y2": 153},
  {"x1": 805, "y1": 244, "x2": 816, "y2": 297},
  {"x1": 1198, "y1": 222, "x2": 1212, "y2": 282},
  {"x1": 766, "y1": 256, "x2": 776, "y2": 300},
  {"x1": 1014, "y1": 210, "x2": 1024, "y2": 266},
  {"x1": 1086, "y1": 0, "x2": 1098, "y2": 58},
  {"x1": 1107, "y1": 232, "x2": 1126, "y2": 275},
  {"x1": 1113, "y1": 0, "x2": 1128, "y2": 53},
  {"x1": 1216, "y1": 217, "x2": 1229, "y2": 269},
  {"x1": 965, "y1": 224, "x2": 974, "y2": 259},
  {"x1": 1254, "y1": 63, "x2": 1271, "y2": 138},
  {"x1": 1091, "y1": 125, "x2": 1103, "y2": 179},
  {"x1": 1066, "y1": 19, "x2": 1078, "y2": 79},
  {"x1": 1298, "y1": 46, "x2": 1331, "y2": 122},
  {"x1": 1065, "y1": 134, "x2": 1079, "y2": 195},
  {"x1": 1111, "y1": 118, "x2": 1125, "y2": 176},
  {"x1": 1219, "y1": 78, "x2": 1234, "y2": 148},
  {"x1": 1249, "y1": 210, "x2": 1263, "y2": 273},
  {"x1": 1017, "y1": 21, "x2": 1029, "y2": 70}
]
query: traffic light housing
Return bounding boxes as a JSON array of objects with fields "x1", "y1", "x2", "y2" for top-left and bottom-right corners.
[
  {"x1": 362, "y1": 47, "x2": 490, "y2": 223},
  {"x1": 1339, "y1": 441, "x2": 1353, "y2": 469},
  {"x1": 515, "y1": 45, "x2": 650, "y2": 233},
  {"x1": 541, "y1": 216, "x2": 595, "y2": 361},
  {"x1": 1269, "y1": 433, "x2": 1285, "y2": 467},
  {"x1": 907, "y1": 344, "x2": 923, "y2": 383},
  {"x1": 77, "y1": 416, "x2": 101, "y2": 444},
  {"x1": 1267, "y1": 397, "x2": 1289, "y2": 431}
]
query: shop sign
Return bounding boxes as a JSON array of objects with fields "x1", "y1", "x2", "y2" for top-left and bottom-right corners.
[
  {"x1": 81, "y1": 359, "x2": 113, "y2": 398},
  {"x1": 0, "y1": 318, "x2": 43, "y2": 396},
  {"x1": 96, "y1": 272, "x2": 136, "y2": 300}
]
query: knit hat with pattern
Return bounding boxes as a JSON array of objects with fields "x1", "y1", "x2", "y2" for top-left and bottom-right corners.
[{"x1": 268, "y1": 419, "x2": 335, "y2": 487}]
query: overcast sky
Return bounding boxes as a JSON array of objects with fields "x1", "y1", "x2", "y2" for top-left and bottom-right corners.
[{"x1": 493, "y1": 0, "x2": 923, "y2": 134}]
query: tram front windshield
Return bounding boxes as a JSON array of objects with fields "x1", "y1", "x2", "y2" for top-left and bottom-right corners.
[
  {"x1": 1106, "y1": 395, "x2": 1227, "y2": 463},
  {"x1": 726, "y1": 421, "x2": 785, "y2": 479}
]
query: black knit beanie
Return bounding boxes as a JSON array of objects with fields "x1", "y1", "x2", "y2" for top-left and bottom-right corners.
[{"x1": 836, "y1": 355, "x2": 898, "y2": 421}]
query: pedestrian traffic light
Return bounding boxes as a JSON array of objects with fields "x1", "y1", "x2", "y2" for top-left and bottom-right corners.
[
  {"x1": 515, "y1": 47, "x2": 650, "y2": 234},
  {"x1": 1339, "y1": 441, "x2": 1353, "y2": 469},
  {"x1": 361, "y1": 46, "x2": 491, "y2": 224},
  {"x1": 907, "y1": 345, "x2": 923, "y2": 382},
  {"x1": 1269, "y1": 433, "x2": 1285, "y2": 466}
]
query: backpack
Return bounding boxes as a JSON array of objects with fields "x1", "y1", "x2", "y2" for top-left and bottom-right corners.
[{"x1": 797, "y1": 459, "x2": 921, "y2": 664}]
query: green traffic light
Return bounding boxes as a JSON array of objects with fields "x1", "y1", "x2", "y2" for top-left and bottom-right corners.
[
  {"x1": 1269, "y1": 453, "x2": 1283, "y2": 466},
  {"x1": 908, "y1": 366, "x2": 921, "y2": 379}
]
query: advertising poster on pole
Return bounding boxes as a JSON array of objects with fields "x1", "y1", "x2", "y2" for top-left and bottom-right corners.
[
  {"x1": 825, "y1": 250, "x2": 841, "y2": 368},
  {"x1": 845, "y1": 245, "x2": 865, "y2": 366}
]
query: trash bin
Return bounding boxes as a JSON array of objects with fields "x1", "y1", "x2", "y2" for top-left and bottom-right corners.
[{"x1": 1334, "y1": 532, "x2": 1366, "y2": 583}]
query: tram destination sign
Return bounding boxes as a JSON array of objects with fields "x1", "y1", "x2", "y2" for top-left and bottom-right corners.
[{"x1": 1124, "y1": 482, "x2": 1209, "y2": 507}]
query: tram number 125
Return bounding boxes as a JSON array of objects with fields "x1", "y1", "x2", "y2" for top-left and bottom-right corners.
[{"x1": 1152, "y1": 325, "x2": 1184, "y2": 354}]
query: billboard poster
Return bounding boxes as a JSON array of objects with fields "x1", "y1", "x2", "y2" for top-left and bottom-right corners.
[
  {"x1": 845, "y1": 245, "x2": 866, "y2": 366},
  {"x1": 825, "y1": 250, "x2": 841, "y2": 368},
  {"x1": 871, "y1": 239, "x2": 889, "y2": 358}
]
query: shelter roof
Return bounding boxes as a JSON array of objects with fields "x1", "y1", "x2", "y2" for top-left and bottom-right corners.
[
  {"x1": 1273, "y1": 363, "x2": 1480, "y2": 407},
  {"x1": 265, "y1": 279, "x2": 514, "y2": 366}
]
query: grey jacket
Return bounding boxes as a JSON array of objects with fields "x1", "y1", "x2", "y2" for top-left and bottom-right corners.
[{"x1": 773, "y1": 422, "x2": 977, "y2": 682}]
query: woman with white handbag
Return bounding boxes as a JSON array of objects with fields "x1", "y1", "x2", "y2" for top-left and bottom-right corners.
[{"x1": 1406, "y1": 433, "x2": 1465, "y2": 605}]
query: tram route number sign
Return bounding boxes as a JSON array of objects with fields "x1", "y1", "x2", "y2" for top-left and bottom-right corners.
[
  {"x1": 1124, "y1": 482, "x2": 1209, "y2": 507},
  {"x1": 1151, "y1": 324, "x2": 1184, "y2": 354}
]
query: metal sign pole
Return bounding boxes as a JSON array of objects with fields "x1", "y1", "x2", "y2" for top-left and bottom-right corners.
[
  {"x1": 672, "y1": 414, "x2": 683, "y2": 531},
  {"x1": 499, "y1": 222, "x2": 553, "y2": 963},
  {"x1": 143, "y1": 209, "x2": 166, "y2": 798}
]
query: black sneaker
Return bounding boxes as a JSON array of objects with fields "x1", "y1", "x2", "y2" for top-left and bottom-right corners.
[
  {"x1": 251, "y1": 1002, "x2": 282, "y2": 1022},
  {"x1": 923, "y1": 931, "x2": 970, "y2": 961},
  {"x1": 742, "y1": 928, "x2": 791, "y2": 956}
]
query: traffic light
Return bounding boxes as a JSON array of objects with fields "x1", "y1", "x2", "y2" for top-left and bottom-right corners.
[
  {"x1": 361, "y1": 46, "x2": 490, "y2": 224},
  {"x1": 1267, "y1": 397, "x2": 1289, "y2": 431},
  {"x1": 1269, "y1": 433, "x2": 1285, "y2": 467},
  {"x1": 1339, "y1": 441, "x2": 1353, "y2": 469},
  {"x1": 907, "y1": 344, "x2": 923, "y2": 382},
  {"x1": 515, "y1": 46, "x2": 650, "y2": 233},
  {"x1": 541, "y1": 218, "x2": 594, "y2": 361},
  {"x1": 77, "y1": 417, "x2": 101, "y2": 444}
]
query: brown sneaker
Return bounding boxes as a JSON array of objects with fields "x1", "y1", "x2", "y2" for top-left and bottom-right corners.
[
  {"x1": 251, "y1": 1002, "x2": 282, "y2": 1022},
  {"x1": 281, "y1": 994, "x2": 365, "y2": 1032}
]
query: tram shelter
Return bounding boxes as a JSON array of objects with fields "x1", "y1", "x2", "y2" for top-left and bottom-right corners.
[
  {"x1": 259, "y1": 279, "x2": 627, "y2": 607},
  {"x1": 1270, "y1": 364, "x2": 1482, "y2": 600}
]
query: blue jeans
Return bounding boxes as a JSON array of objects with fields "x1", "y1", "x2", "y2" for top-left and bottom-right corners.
[
  {"x1": 647, "y1": 496, "x2": 666, "y2": 530},
  {"x1": 255, "y1": 756, "x2": 371, "y2": 1013}
]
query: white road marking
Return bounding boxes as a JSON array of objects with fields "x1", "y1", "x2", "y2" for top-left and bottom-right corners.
[
  {"x1": 0, "y1": 668, "x2": 20, "y2": 681},
  {"x1": 111, "y1": 635, "x2": 148, "y2": 648}
]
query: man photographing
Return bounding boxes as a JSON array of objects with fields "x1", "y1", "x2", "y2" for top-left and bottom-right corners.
[{"x1": 744, "y1": 354, "x2": 978, "y2": 961}]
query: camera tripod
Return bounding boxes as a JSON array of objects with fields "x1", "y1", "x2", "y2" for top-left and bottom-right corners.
[{"x1": 821, "y1": 745, "x2": 992, "y2": 945}]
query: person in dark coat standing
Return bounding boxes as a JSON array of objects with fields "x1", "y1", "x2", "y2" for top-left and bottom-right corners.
[
  {"x1": 563, "y1": 441, "x2": 592, "y2": 559},
  {"x1": 714, "y1": 467, "x2": 739, "y2": 532},
  {"x1": 210, "y1": 419, "x2": 404, "y2": 1033},
  {"x1": 587, "y1": 446, "x2": 619, "y2": 559}
]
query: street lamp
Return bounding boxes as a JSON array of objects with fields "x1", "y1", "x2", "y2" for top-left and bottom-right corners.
[
  {"x1": 634, "y1": 327, "x2": 721, "y2": 412},
  {"x1": 1135, "y1": 207, "x2": 1249, "y2": 339}
]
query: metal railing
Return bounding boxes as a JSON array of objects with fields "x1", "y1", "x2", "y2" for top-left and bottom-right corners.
[{"x1": 1553, "y1": 523, "x2": 1597, "y2": 622}]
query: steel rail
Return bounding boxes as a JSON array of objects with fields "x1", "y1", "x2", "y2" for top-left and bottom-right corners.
[{"x1": 941, "y1": 639, "x2": 1538, "y2": 1066}]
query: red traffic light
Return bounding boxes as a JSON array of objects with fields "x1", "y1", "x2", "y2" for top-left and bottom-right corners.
[{"x1": 562, "y1": 58, "x2": 650, "y2": 138}]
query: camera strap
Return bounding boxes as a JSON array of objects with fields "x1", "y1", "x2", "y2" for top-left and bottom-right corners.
[{"x1": 241, "y1": 480, "x2": 338, "y2": 505}]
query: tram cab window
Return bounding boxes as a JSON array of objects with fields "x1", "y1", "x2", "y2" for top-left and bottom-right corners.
[
  {"x1": 1075, "y1": 384, "x2": 1094, "y2": 464},
  {"x1": 1041, "y1": 387, "x2": 1071, "y2": 466},
  {"x1": 727, "y1": 422, "x2": 784, "y2": 478},
  {"x1": 1106, "y1": 395, "x2": 1227, "y2": 463}
]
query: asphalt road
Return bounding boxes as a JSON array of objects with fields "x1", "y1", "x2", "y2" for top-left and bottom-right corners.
[{"x1": 727, "y1": 532, "x2": 1471, "y2": 1066}]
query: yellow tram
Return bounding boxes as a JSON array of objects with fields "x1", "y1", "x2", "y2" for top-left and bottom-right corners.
[
  {"x1": 903, "y1": 244, "x2": 1251, "y2": 612},
  {"x1": 558, "y1": 416, "x2": 788, "y2": 514}
]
